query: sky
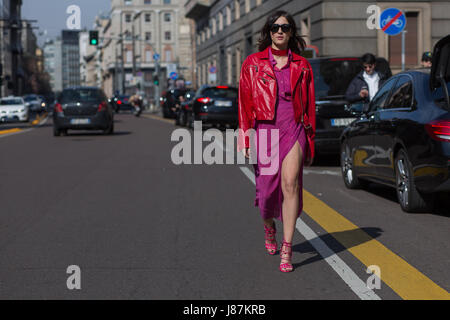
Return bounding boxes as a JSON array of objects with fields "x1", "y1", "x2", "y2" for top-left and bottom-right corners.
[{"x1": 22, "y1": 0, "x2": 111, "y2": 46}]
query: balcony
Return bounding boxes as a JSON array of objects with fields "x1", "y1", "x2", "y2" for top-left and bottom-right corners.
[{"x1": 185, "y1": 0, "x2": 211, "y2": 20}]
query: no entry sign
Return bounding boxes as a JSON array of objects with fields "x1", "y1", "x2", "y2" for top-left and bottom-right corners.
[{"x1": 380, "y1": 8, "x2": 406, "y2": 36}]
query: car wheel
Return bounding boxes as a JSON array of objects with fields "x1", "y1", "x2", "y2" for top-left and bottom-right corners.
[
  {"x1": 395, "y1": 149, "x2": 434, "y2": 213},
  {"x1": 53, "y1": 126, "x2": 61, "y2": 137},
  {"x1": 341, "y1": 141, "x2": 367, "y2": 189}
]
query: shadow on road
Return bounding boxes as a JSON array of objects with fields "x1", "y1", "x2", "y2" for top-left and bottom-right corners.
[
  {"x1": 312, "y1": 154, "x2": 340, "y2": 167},
  {"x1": 291, "y1": 227, "x2": 383, "y2": 268},
  {"x1": 360, "y1": 183, "x2": 450, "y2": 217},
  {"x1": 64, "y1": 131, "x2": 132, "y2": 137}
]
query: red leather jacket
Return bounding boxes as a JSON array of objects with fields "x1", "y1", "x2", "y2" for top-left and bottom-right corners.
[{"x1": 238, "y1": 46, "x2": 316, "y2": 165}]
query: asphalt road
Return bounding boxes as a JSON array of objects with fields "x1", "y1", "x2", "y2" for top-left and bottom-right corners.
[{"x1": 0, "y1": 112, "x2": 448, "y2": 300}]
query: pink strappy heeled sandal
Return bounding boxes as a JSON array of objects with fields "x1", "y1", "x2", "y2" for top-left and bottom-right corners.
[
  {"x1": 264, "y1": 223, "x2": 277, "y2": 255},
  {"x1": 279, "y1": 240, "x2": 293, "y2": 272}
]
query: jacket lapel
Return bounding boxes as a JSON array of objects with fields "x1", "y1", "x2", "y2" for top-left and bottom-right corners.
[{"x1": 290, "y1": 59, "x2": 304, "y2": 94}]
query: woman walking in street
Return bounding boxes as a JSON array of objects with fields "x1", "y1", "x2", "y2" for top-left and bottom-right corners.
[{"x1": 238, "y1": 11, "x2": 316, "y2": 272}]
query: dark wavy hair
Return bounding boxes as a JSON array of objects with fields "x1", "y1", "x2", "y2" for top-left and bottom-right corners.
[{"x1": 257, "y1": 10, "x2": 306, "y2": 54}]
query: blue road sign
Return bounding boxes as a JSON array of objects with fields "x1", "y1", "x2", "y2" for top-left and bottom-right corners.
[
  {"x1": 153, "y1": 53, "x2": 160, "y2": 61},
  {"x1": 209, "y1": 66, "x2": 217, "y2": 74},
  {"x1": 170, "y1": 72, "x2": 178, "y2": 80},
  {"x1": 380, "y1": 8, "x2": 406, "y2": 36}
]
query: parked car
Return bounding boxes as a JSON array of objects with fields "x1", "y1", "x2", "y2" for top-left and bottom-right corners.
[
  {"x1": 23, "y1": 94, "x2": 44, "y2": 113},
  {"x1": 110, "y1": 94, "x2": 133, "y2": 113},
  {"x1": 0, "y1": 96, "x2": 29, "y2": 122},
  {"x1": 53, "y1": 87, "x2": 114, "y2": 136},
  {"x1": 185, "y1": 85, "x2": 238, "y2": 129},
  {"x1": 340, "y1": 35, "x2": 450, "y2": 213},
  {"x1": 175, "y1": 90, "x2": 196, "y2": 126},
  {"x1": 309, "y1": 56, "x2": 392, "y2": 155}
]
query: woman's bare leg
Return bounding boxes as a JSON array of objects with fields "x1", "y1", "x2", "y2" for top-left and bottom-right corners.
[{"x1": 281, "y1": 141, "x2": 303, "y2": 243}]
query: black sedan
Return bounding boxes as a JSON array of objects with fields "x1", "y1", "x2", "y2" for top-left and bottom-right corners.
[
  {"x1": 53, "y1": 87, "x2": 114, "y2": 136},
  {"x1": 340, "y1": 35, "x2": 450, "y2": 213},
  {"x1": 185, "y1": 85, "x2": 238, "y2": 129}
]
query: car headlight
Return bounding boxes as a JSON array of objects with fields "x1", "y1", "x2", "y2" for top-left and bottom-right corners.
[{"x1": 41, "y1": 102, "x2": 46, "y2": 107}]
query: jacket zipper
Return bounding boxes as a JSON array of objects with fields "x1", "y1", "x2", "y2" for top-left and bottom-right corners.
[
  {"x1": 259, "y1": 76, "x2": 269, "y2": 84},
  {"x1": 262, "y1": 71, "x2": 275, "y2": 79}
]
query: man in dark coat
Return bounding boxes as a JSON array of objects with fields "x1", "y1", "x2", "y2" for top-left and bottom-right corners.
[{"x1": 345, "y1": 53, "x2": 388, "y2": 103}]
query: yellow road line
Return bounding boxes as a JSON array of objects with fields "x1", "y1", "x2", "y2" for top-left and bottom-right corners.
[
  {"x1": 303, "y1": 189, "x2": 450, "y2": 300},
  {"x1": 0, "y1": 128, "x2": 22, "y2": 135}
]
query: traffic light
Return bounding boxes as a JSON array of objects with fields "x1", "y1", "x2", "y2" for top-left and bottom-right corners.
[
  {"x1": 153, "y1": 74, "x2": 159, "y2": 86},
  {"x1": 89, "y1": 30, "x2": 99, "y2": 46}
]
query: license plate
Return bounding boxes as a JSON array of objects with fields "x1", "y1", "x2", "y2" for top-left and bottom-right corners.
[
  {"x1": 331, "y1": 118, "x2": 356, "y2": 126},
  {"x1": 70, "y1": 118, "x2": 91, "y2": 125},
  {"x1": 214, "y1": 100, "x2": 232, "y2": 107}
]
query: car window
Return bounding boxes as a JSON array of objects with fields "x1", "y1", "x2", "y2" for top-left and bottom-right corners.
[
  {"x1": 369, "y1": 77, "x2": 397, "y2": 112},
  {"x1": 0, "y1": 98, "x2": 23, "y2": 105},
  {"x1": 385, "y1": 76, "x2": 413, "y2": 109},
  {"x1": 61, "y1": 89, "x2": 103, "y2": 103},
  {"x1": 202, "y1": 87, "x2": 238, "y2": 99},
  {"x1": 311, "y1": 59, "x2": 362, "y2": 98},
  {"x1": 431, "y1": 82, "x2": 450, "y2": 110}
]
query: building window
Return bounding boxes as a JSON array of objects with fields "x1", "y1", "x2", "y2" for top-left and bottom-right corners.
[
  {"x1": 218, "y1": 12, "x2": 223, "y2": 31},
  {"x1": 125, "y1": 14, "x2": 131, "y2": 23},
  {"x1": 126, "y1": 50, "x2": 132, "y2": 63},
  {"x1": 145, "y1": 13, "x2": 151, "y2": 22},
  {"x1": 164, "y1": 13, "x2": 171, "y2": 22},
  {"x1": 300, "y1": 15, "x2": 311, "y2": 46},
  {"x1": 125, "y1": 0, "x2": 132, "y2": 5},
  {"x1": 165, "y1": 50, "x2": 172, "y2": 61},
  {"x1": 165, "y1": 31, "x2": 171, "y2": 41},
  {"x1": 227, "y1": 50, "x2": 232, "y2": 85},
  {"x1": 211, "y1": 17, "x2": 216, "y2": 35},
  {"x1": 164, "y1": 0, "x2": 171, "y2": 4},
  {"x1": 235, "y1": 0, "x2": 240, "y2": 20},
  {"x1": 226, "y1": 6, "x2": 231, "y2": 26},
  {"x1": 145, "y1": 32, "x2": 151, "y2": 41},
  {"x1": 144, "y1": 0, "x2": 151, "y2": 4},
  {"x1": 389, "y1": 12, "x2": 419, "y2": 66},
  {"x1": 146, "y1": 50, "x2": 152, "y2": 62}
]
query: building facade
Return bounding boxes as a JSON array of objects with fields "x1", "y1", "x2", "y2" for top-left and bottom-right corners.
[
  {"x1": 97, "y1": 0, "x2": 193, "y2": 99},
  {"x1": 0, "y1": 0, "x2": 23, "y2": 97},
  {"x1": 61, "y1": 30, "x2": 81, "y2": 90},
  {"x1": 186, "y1": 0, "x2": 450, "y2": 88}
]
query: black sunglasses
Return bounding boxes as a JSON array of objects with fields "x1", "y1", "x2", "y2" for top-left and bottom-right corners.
[{"x1": 270, "y1": 24, "x2": 291, "y2": 33}]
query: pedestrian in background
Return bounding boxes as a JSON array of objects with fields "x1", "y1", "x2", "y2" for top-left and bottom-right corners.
[
  {"x1": 345, "y1": 53, "x2": 388, "y2": 103},
  {"x1": 421, "y1": 51, "x2": 432, "y2": 68},
  {"x1": 238, "y1": 10, "x2": 316, "y2": 272}
]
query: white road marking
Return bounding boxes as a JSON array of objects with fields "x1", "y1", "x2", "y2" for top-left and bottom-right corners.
[{"x1": 239, "y1": 165, "x2": 381, "y2": 300}]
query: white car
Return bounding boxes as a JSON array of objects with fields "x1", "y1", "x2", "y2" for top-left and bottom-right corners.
[{"x1": 0, "y1": 97, "x2": 29, "y2": 122}]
